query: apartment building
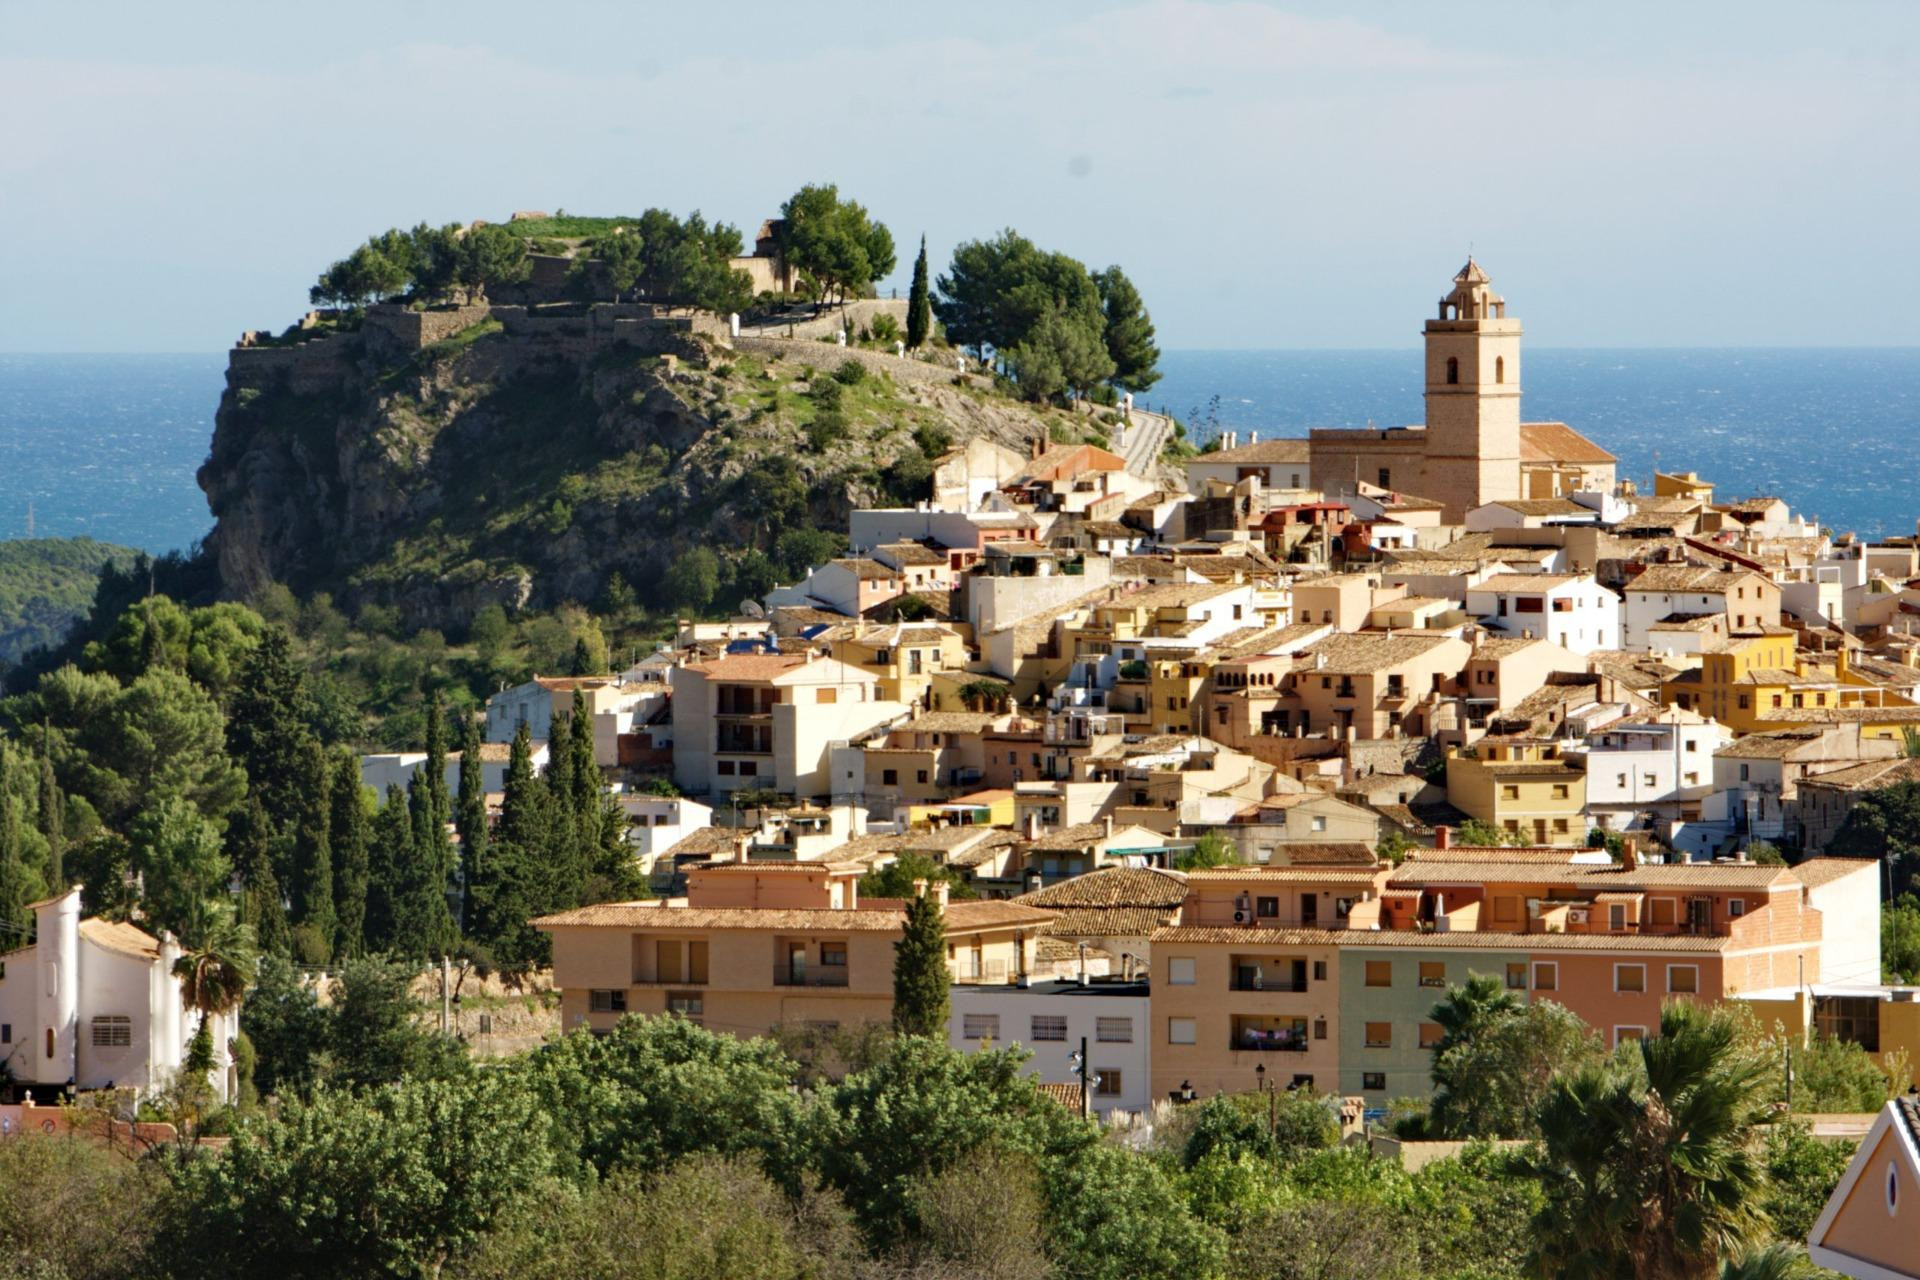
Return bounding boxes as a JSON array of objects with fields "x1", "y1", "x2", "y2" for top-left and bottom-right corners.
[
  {"x1": 1463, "y1": 573, "x2": 1621, "y2": 655},
  {"x1": 1621, "y1": 565, "x2": 1782, "y2": 651},
  {"x1": 1445, "y1": 737, "x2": 1589, "y2": 845}
]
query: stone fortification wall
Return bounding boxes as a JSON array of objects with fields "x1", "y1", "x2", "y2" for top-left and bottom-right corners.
[
  {"x1": 732, "y1": 335, "x2": 982, "y2": 390},
  {"x1": 363, "y1": 301, "x2": 495, "y2": 351},
  {"x1": 226, "y1": 338, "x2": 355, "y2": 395}
]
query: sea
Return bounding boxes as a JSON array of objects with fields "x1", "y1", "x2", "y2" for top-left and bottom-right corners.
[{"x1": 0, "y1": 348, "x2": 1915, "y2": 555}]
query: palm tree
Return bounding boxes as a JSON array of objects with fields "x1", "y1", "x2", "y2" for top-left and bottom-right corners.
[
  {"x1": 1717, "y1": 1245, "x2": 1816, "y2": 1280},
  {"x1": 173, "y1": 903, "x2": 258, "y2": 1040},
  {"x1": 1529, "y1": 1000, "x2": 1774, "y2": 1280},
  {"x1": 1428, "y1": 973, "x2": 1522, "y2": 1067}
]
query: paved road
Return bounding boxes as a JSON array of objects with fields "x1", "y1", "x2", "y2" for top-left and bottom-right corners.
[{"x1": 1119, "y1": 408, "x2": 1174, "y2": 476}]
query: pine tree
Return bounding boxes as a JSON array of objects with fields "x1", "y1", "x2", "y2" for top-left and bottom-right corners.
[
  {"x1": 453, "y1": 716, "x2": 488, "y2": 930},
  {"x1": 363, "y1": 784, "x2": 413, "y2": 951},
  {"x1": 231, "y1": 796, "x2": 291, "y2": 957},
  {"x1": 570, "y1": 637, "x2": 594, "y2": 677},
  {"x1": 37, "y1": 749, "x2": 64, "y2": 891},
  {"x1": 288, "y1": 739, "x2": 334, "y2": 962},
  {"x1": 542, "y1": 715, "x2": 582, "y2": 908},
  {"x1": 329, "y1": 752, "x2": 370, "y2": 958},
  {"x1": 892, "y1": 890, "x2": 949, "y2": 1037},
  {"x1": 566, "y1": 690, "x2": 600, "y2": 900},
  {"x1": 227, "y1": 627, "x2": 314, "y2": 834},
  {"x1": 906, "y1": 234, "x2": 931, "y2": 349},
  {"x1": 584, "y1": 789, "x2": 647, "y2": 903},
  {"x1": 470, "y1": 723, "x2": 554, "y2": 975}
]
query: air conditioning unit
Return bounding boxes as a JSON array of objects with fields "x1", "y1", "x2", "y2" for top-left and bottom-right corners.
[
  {"x1": 1568, "y1": 906, "x2": 1590, "y2": 925},
  {"x1": 1233, "y1": 910, "x2": 1247, "y2": 924}
]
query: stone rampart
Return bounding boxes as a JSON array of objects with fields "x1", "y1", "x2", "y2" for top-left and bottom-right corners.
[
  {"x1": 363, "y1": 301, "x2": 495, "y2": 351},
  {"x1": 731, "y1": 336, "x2": 979, "y2": 389}
]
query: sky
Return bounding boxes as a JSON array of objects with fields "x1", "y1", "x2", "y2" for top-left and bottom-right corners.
[{"x1": 3, "y1": 0, "x2": 1918, "y2": 353}]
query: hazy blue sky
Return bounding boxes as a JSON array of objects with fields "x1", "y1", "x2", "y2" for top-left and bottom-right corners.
[{"x1": 4, "y1": 1, "x2": 1917, "y2": 352}]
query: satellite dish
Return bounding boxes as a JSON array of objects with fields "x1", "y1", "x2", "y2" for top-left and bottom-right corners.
[{"x1": 740, "y1": 599, "x2": 766, "y2": 619}]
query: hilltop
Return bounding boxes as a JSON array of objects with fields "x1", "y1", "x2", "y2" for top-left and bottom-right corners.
[{"x1": 200, "y1": 300, "x2": 1133, "y2": 630}]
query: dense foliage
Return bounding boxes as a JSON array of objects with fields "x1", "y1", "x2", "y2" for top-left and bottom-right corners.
[
  {"x1": 0, "y1": 537, "x2": 138, "y2": 665},
  {"x1": 772, "y1": 183, "x2": 896, "y2": 306}
]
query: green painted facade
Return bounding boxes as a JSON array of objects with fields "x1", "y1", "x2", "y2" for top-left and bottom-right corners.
[{"x1": 1336, "y1": 948, "x2": 1529, "y2": 1101}]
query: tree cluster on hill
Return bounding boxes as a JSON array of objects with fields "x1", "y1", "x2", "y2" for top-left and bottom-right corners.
[
  {"x1": 568, "y1": 208, "x2": 754, "y2": 313},
  {"x1": 309, "y1": 223, "x2": 533, "y2": 311},
  {"x1": 935, "y1": 229, "x2": 1160, "y2": 401},
  {"x1": 771, "y1": 183, "x2": 896, "y2": 306}
]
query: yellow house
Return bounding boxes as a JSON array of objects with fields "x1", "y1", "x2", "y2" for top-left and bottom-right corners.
[
  {"x1": 830, "y1": 622, "x2": 972, "y2": 707},
  {"x1": 906, "y1": 787, "x2": 1019, "y2": 830},
  {"x1": 1736, "y1": 987, "x2": 1920, "y2": 1091},
  {"x1": 1652, "y1": 470, "x2": 1716, "y2": 503},
  {"x1": 1445, "y1": 737, "x2": 1588, "y2": 845}
]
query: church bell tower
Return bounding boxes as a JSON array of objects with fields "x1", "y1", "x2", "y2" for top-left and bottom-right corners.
[{"x1": 1423, "y1": 260, "x2": 1522, "y2": 511}]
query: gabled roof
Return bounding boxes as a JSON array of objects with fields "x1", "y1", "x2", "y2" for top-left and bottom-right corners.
[
  {"x1": 1015, "y1": 867, "x2": 1190, "y2": 910},
  {"x1": 1193, "y1": 438, "x2": 1313, "y2": 465},
  {"x1": 1519, "y1": 421, "x2": 1616, "y2": 465},
  {"x1": 79, "y1": 918, "x2": 162, "y2": 961},
  {"x1": 1301, "y1": 631, "x2": 1458, "y2": 675}
]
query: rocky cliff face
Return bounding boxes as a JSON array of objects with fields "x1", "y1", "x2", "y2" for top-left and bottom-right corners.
[{"x1": 199, "y1": 311, "x2": 1086, "y2": 629}]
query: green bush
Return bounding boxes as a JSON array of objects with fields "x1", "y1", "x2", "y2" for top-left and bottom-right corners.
[{"x1": 832, "y1": 359, "x2": 868, "y2": 386}]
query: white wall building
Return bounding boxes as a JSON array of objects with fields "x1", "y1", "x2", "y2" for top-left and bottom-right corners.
[
  {"x1": 1620, "y1": 567, "x2": 1780, "y2": 651},
  {"x1": 949, "y1": 980, "x2": 1153, "y2": 1117},
  {"x1": 619, "y1": 794, "x2": 714, "y2": 864},
  {"x1": 1574, "y1": 707, "x2": 1731, "y2": 829},
  {"x1": 1463, "y1": 573, "x2": 1621, "y2": 655},
  {"x1": 0, "y1": 889, "x2": 237, "y2": 1102},
  {"x1": 360, "y1": 742, "x2": 549, "y2": 799}
]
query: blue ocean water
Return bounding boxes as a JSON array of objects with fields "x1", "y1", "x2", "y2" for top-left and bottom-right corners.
[
  {"x1": 1149, "y1": 348, "x2": 1920, "y2": 542},
  {"x1": 0, "y1": 352, "x2": 226, "y2": 554},
  {"x1": 0, "y1": 348, "x2": 1915, "y2": 554}
]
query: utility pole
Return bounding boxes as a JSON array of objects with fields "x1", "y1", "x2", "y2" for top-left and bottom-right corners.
[
  {"x1": 440, "y1": 954, "x2": 452, "y2": 1035},
  {"x1": 1070, "y1": 1036, "x2": 1090, "y2": 1119}
]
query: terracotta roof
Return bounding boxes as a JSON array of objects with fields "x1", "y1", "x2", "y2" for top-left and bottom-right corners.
[
  {"x1": 1016, "y1": 867, "x2": 1190, "y2": 910},
  {"x1": 682, "y1": 653, "x2": 808, "y2": 681},
  {"x1": 1195, "y1": 438, "x2": 1313, "y2": 465},
  {"x1": 1408, "y1": 847, "x2": 1591, "y2": 864},
  {"x1": 661, "y1": 827, "x2": 739, "y2": 860},
  {"x1": 1387, "y1": 862, "x2": 1793, "y2": 889},
  {"x1": 1036, "y1": 1081, "x2": 1084, "y2": 1110},
  {"x1": 875, "y1": 541, "x2": 949, "y2": 566},
  {"x1": 1627, "y1": 566, "x2": 1759, "y2": 593},
  {"x1": 1484, "y1": 497, "x2": 1591, "y2": 517},
  {"x1": 1786, "y1": 857, "x2": 1879, "y2": 887},
  {"x1": 1019, "y1": 444, "x2": 1128, "y2": 482},
  {"x1": 831, "y1": 558, "x2": 904, "y2": 581},
  {"x1": 533, "y1": 675, "x2": 613, "y2": 691},
  {"x1": 1025, "y1": 822, "x2": 1168, "y2": 852},
  {"x1": 1757, "y1": 706, "x2": 1920, "y2": 725},
  {"x1": 1269, "y1": 842, "x2": 1381, "y2": 867},
  {"x1": 944, "y1": 900, "x2": 1059, "y2": 931},
  {"x1": 1182, "y1": 866, "x2": 1384, "y2": 883},
  {"x1": 1036, "y1": 907, "x2": 1185, "y2": 936},
  {"x1": 1152, "y1": 924, "x2": 1726, "y2": 952},
  {"x1": 79, "y1": 918, "x2": 162, "y2": 961},
  {"x1": 1520, "y1": 421, "x2": 1616, "y2": 465},
  {"x1": 1470, "y1": 573, "x2": 1587, "y2": 592},
  {"x1": 534, "y1": 898, "x2": 1051, "y2": 934},
  {"x1": 900, "y1": 712, "x2": 1002, "y2": 735}
]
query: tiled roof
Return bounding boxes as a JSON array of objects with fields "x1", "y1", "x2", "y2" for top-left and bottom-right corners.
[
  {"x1": 79, "y1": 918, "x2": 161, "y2": 961},
  {"x1": 1301, "y1": 631, "x2": 1457, "y2": 675},
  {"x1": 534, "y1": 898, "x2": 1052, "y2": 933},
  {"x1": 875, "y1": 541, "x2": 949, "y2": 566},
  {"x1": 1194, "y1": 438, "x2": 1313, "y2": 465},
  {"x1": 1714, "y1": 730, "x2": 1832, "y2": 758},
  {"x1": 662, "y1": 827, "x2": 740, "y2": 860},
  {"x1": 1387, "y1": 861, "x2": 1792, "y2": 889},
  {"x1": 901, "y1": 712, "x2": 1002, "y2": 735},
  {"x1": 1626, "y1": 565, "x2": 1757, "y2": 593},
  {"x1": 1036, "y1": 907, "x2": 1185, "y2": 936},
  {"x1": 1270, "y1": 842, "x2": 1382, "y2": 867},
  {"x1": 1797, "y1": 758, "x2": 1920, "y2": 792},
  {"x1": 1785, "y1": 857, "x2": 1879, "y2": 887},
  {"x1": 1520, "y1": 421, "x2": 1616, "y2": 465},
  {"x1": 1151, "y1": 925, "x2": 1727, "y2": 952},
  {"x1": 1182, "y1": 866, "x2": 1385, "y2": 883},
  {"x1": 1757, "y1": 706, "x2": 1920, "y2": 725},
  {"x1": 1408, "y1": 846, "x2": 1590, "y2": 864},
  {"x1": 831, "y1": 558, "x2": 903, "y2": 581},
  {"x1": 1470, "y1": 572, "x2": 1587, "y2": 592},
  {"x1": 1485, "y1": 498, "x2": 1591, "y2": 517},
  {"x1": 1026, "y1": 822, "x2": 1167, "y2": 851},
  {"x1": 533, "y1": 675, "x2": 613, "y2": 691},
  {"x1": 944, "y1": 900, "x2": 1059, "y2": 930},
  {"x1": 1015, "y1": 867, "x2": 1190, "y2": 910},
  {"x1": 682, "y1": 653, "x2": 809, "y2": 680}
]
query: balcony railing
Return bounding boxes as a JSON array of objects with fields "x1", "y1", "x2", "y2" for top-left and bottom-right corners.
[
  {"x1": 773, "y1": 971, "x2": 850, "y2": 988},
  {"x1": 1230, "y1": 980, "x2": 1309, "y2": 993},
  {"x1": 1230, "y1": 1031, "x2": 1309, "y2": 1052}
]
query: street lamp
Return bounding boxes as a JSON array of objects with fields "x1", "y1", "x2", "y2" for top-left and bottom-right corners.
[
  {"x1": 1254, "y1": 1062, "x2": 1275, "y2": 1137},
  {"x1": 1179, "y1": 1080, "x2": 1196, "y2": 1105}
]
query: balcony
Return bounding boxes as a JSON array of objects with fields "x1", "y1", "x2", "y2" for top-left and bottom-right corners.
[
  {"x1": 773, "y1": 970, "x2": 850, "y2": 988},
  {"x1": 1230, "y1": 1019, "x2": 1310, "y2": 1052}
]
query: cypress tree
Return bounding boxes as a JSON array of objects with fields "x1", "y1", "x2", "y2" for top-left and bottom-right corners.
[
  {"x1": 363, "y1": 784, "x2": 413, "y2": 952},
  {"x1": 454, "y1": 716, "x2": 488, "y2": 929},
  {"x1": 906, "y1": 234, "x2": 931, "y2": 349},
  {"x1": 892, "y1": 891, "x2": 949, "y2": 1037},
  {"x1": 231, "y1": 796, "x2": 291, "y2": 957},
  {"x1": 330, "y1": 752, "x2": 370, "y2": 959},
  {"x1": 288, "y1": 739, "x2": 334, "y2": 962},
  {"x1": 394, "y1": 771, "x2": 457, "y2": 960},
  {"x1": 471, "y1": 722, "x2": 554, "y2": 975},
  {"x1": 584, "y1": 789, "x2": 647, "y2": 903},
  {"x1": 542, "y1": 715, "x2": 581, "y2": 907},
  {"x1": 0, "y1": 770, "x2": 29, "y2": 946},
  {"x1": 570, "y1": 637, "x2": 594, "y2": 677},
  {"x1": 422, "y1": 692, "x2": 451, "y2": 833},
  {"x1": 226, "y1": 627, "x2": 314, "y2": 835},
  {"x1": 566, "y1": 690, "x2": 600, "y2": 900},
  {"x1": 37, "y1": 749, "x2": 64, "y2": 891}
]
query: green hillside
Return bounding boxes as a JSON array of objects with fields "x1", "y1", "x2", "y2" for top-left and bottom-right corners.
[{"x1": 0, "y1": 536, "x2": 138, "y2": 663}]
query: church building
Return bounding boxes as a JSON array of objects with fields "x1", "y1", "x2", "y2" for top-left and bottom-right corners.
[{"x1": 1300, "y1": 261, "x2": 1615, "y2": 521}]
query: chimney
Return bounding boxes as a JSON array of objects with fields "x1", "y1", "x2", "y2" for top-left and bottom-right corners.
[
  {"x1": 732, "y1": 833, "x2": 751, "y2": 862},
  {"x1": 1620, "y1": 836, "x2": 1638, "y2": 871},
  {"x1": 1249, "y1": 430, "x2": 1259, "y2": 445},
  {"x1": 912, "y1": 877, "x2": 929, "y2": 899},
  {"x1": 1025, "y1": 811, "x2": 1041, "y2": 840},
  {"x1": 1433, "y1": 824, "x2": 1451, "y2": 850},
  {"x1": 933, "y1": 881, "x2": 950, "y2": 909},
  {"x1": 1102, "y1": 814, "x2": 1114, "y2": 838}
]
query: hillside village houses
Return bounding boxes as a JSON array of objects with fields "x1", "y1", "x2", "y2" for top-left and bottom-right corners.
[{"x1": 437, "y1": 261, "x2": 1920, "y2": 1116}]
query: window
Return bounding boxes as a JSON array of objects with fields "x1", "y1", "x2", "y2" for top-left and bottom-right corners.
[
  {"x1": 1312, "y1": 960, "x2": 1327, "y2": 981},
  {"x1": 739, "y1": 761, "x2": 756, "y2": 776},
  {"x1": 1418, "y1": 962, "x2": 1445, "y2": 988},
  {"x1": 0, "y1": 1023, "x2": 8, "y2": 1044},
  {"x1": 1445, "y1": 356, "x2": 1459, "y2": 385},
  {"x1": 1362, "y1": 1071, "x2": 1386, "y2": 1091},
  {"x1": 882, "y1": 769, "x2": 898, "y2": 786},
  {"x1": 1501, "y1": 784, "x2": 1520, "y2": 801},
  {"x1": 1495, "y1": 356, "x2": 1505, "y2": 383},
  {"x1": 1739, "y1": 764, "x2": 1751, "y2": 781},
  {"x1": 1552, "y1": 784, "x2": 1570, "y2": 800},
  {"x1": 1096, "y1": 1017, "x2": 1133, "y2": 1043},
  {"x1": 90, "y1": 1015, "x2": 132, "y2": 1048},
  {"x1": 1313, "y1": 1017, "x2": 1328, "y2": 1040},
  {"x1": 1364, "y1": 961, "x2": 1392, "y2": 988},
  {"x1": 1533, "y1": 962, "x2": 1558, "y2": 991},
  {"x1": 1615, "y1": 1026, "x2": 1647, "y2": 1047},
  {"x1": 589, "y1": 989, "x2": 628, "y2": 1013},
  {"x1": 1364, "y1": 1021, "x2": 1392, "y2": 1048},
  {"x1": 1650, "y1": 898, "x2": 1676, "y2": 926},
  {"x1": 667, "y1": 991, "x2": 703, "y2": 1022},
  {"x1": 1029, "y1": 1014, "x2": 1068, "y2": 1042},
  {"x1": 1668, "y1": 965, "x2": 1699, "y2": 994},
  {"x1": 1728, "y1": 899, "x2": 1745, "y2": 918},
  {"x1": 1505, "y1": 962, "x2": 1527, "y2": 990},
  {"x1": 1609, "y1": 904, "x2": 1627, "y2": 930},
  {"x1": 1095, "y1": 1068, "x2": 1123, "y2": 1097},
  {"x1": 1168, "y1": 957, "x2": 1196, "y2": 985},
  {"x1": 1614, "y1": 964, "x2": 1646, "y2": 994},
  {"x1": 817, "y1": 687, "x2": 838, "y2": 704},
  {"x1": 962, "y1": 1014, "x2": 1000, "y2": 1041},
  {"x1": 1167, "y1": 1017, "x2": 1196, "y2": 1045},
  {"x1": 1256, "y1": 896, "x2": 1279, "y2": 919},
  {"x1": 718, "y1": 760, "x2": 736, "y2": 775},
  {"x1": 1418, "y1": 1022, "x2": 1444, "y2": 1049},
  {"x1": 821, "y1": 945, "x2": 847, "y2": 967}
]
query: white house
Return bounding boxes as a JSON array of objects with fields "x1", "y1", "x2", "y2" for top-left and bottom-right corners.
[
  {"x1": 0, "y1": 889, "x2": 237, "y2": 1103},
  {"x1": 1573, "y1": 706, "x2": 1730, "y2": 831},
  {"x1": 360, "y1": 741, "x2": 549, "y2": 799},
  {"x1": 619, "y1": 793, "x2": 714, "y2": 866},
  {"x1": 1620, "y1": 566, "x2": 1782, "y2": 651},
  {"x1": 949, "y1": 979, "x2": 1153, "y2": 1118},
  {"x1": 1463, "y1": 573, "x2": 1621, "y2": 655}
]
